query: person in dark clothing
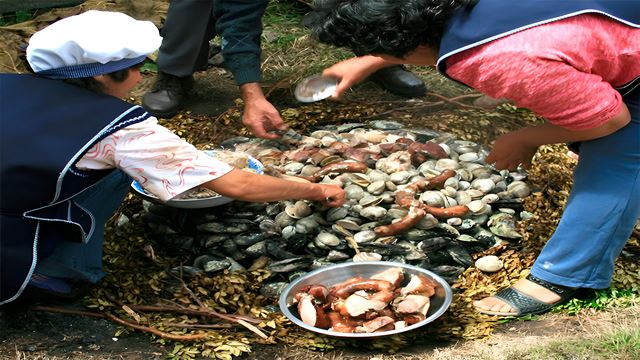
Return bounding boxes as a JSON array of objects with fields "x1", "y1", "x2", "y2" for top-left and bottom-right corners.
[
  {"x1": 0, "y1": 10, "x2": 346, "y2": 306},
  {"x1": 303, "y1": 0, "x2": 640, "y2": 317},
  {"x1": 141, "y1": 0, "x2": 426, "y2": 139}
]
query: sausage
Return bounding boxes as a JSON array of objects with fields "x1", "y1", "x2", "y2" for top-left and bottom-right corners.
[
  {"x1": 375, "y1": 207, "x2": 427, "y2": 236},
  {"x1": 327, "y1": 311, "x2": 357, "y2": 333},
  {"x1": 407, "y1": 141, "x2": 448, "y2": 160},
  {"x1": 315, "y1": 161, "x2": 369, "y2": 178},
  {"x1": 423, "y1": 204, "x2": 469, "y2": 219},
  {"x1": 332, "y1": 279, "x2": 395, "y2": 299},
  {"x1": 425, "y1": 169, "x2": 457, "y2": 190},
  {"x1": 394, "y1": 181, "x2": 426, "y2": 208},
  {"x1": 307, "y1": 284, "x2": 329, "y2": 302},
  {"x1": 402, "y1": 313, "x2": 426, "y2": 325}
]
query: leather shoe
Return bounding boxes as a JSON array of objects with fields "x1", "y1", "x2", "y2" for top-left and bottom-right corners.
[
  {"x1": 368, "y1": 65, "x2": 426, "y2": 98},
  {"x1": 142, "y1": 72, "x2": 194, "y2": 118}
]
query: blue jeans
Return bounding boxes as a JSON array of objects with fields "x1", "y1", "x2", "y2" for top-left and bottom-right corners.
[
  {"x1": 35, "y1": 170, "x2": 132, "y2": 283},
  {"x1": 531, "y1": 88, "x2": 640, "y2": 289}
]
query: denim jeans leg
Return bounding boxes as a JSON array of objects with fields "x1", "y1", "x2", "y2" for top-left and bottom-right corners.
[
  {"x1": 35, "y1": 170, "x2": 132, "y2": 283},
  {"x1": 531, "y1": 89, "x2": 640, "y2": 288}
]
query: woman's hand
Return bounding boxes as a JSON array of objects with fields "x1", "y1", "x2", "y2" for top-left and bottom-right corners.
[
  {"x1": 485, "y1": 132, "x2": 538, "y2": 171},
  {"x1": 316, "y1": 184, "x2": 346, "y2": 207},
  {"x1": 323, "y1": 56, "x2": 393, "y2": 99},
  {"x1": 205, "y1": 169, "x2": 346, "y2": 206}
]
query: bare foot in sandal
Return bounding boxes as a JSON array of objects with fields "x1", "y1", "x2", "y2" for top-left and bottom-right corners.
[{"x1": 473, "y1": 274, "x2": 577, "y2": 316}]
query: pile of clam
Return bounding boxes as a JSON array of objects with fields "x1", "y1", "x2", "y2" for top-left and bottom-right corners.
[{"x1": 141, "y1": 121, "x2": 532, "y2": 298}]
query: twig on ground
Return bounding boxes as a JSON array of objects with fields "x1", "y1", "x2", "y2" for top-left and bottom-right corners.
[
  {"x1": 126, "y1": 304, "x2": 261, "y2": 323},
  {"x1": 103, "y1": 312, "x2": 209, "y2": 341},
  {"x1": 362, "y1": 100, "x2": 446, "y2": 119},
  {"x1": 31, "y1": 305, "x2": 104, "y2": 318},
  {"x1": 1, "y1": 49, "x2": 20, "y2": 73},
  {"x1": 31, "y1": 305, "x2": 209, "y2": 341},
  {"x1": 161, "y1": 322, "x2": 234, "y2": 329},
  {"x1": 361, "y1": 93, "x2": 488, "y2": 119},
  {"x1": 426, "y1": 92, "x2": 487, "y2": 110},
  {"x1": 172, "y1": 273, "x2": 269, "y2": 339}
]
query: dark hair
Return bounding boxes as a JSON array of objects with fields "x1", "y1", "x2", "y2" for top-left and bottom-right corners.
[
  {"x1": 304, "y1": 0, "x2": 475, "y2": 58},
  {"x1": 62, "y1": 62, "x2": 143, "y2": 93}
]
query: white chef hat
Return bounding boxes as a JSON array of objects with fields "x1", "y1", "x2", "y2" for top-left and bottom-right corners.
[{"x1": 26, "y1": 10, "x2": 163, "y2": 79}]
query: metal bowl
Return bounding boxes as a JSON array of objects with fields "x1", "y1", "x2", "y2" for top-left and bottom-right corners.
[
  {"x1": 294, "y1": 74, "x2": 338, "y2": 102},
  {"x1": 279, "y1": 261, "x2": 453, "y2": 338},
  {"x1": 130, "y1": 151, "x2": 263, "y2": 209}
]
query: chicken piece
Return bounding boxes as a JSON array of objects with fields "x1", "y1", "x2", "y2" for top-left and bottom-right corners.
[
  {"x1": 394, "y1": 321, "x2": 407, "y2": 330},
  {"x1": 344, "y1": 292, "x2": 388, "y2": 317},
  {"x1": 394, "y1": 294, "x2": 431, "y2": 316},
  {"x1": 297, "y1": 293, "x2": 331, "y2": 328},
  {"x1": 354, "y1": 316, "x2": 396, "y2": 333},
  {"x1": 370, "y1": 267, "x2": 404, "y2": 288},
  {"x1": 398, "y1": 274, "x2": 437, "y2": 297}
]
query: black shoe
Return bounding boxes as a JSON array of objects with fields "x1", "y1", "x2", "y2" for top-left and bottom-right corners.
[
  {"x1": 142, "y1": 72, "x2": 194, "y2": 118},
  {"x1": 368, "y1": 65, "x2": 427, "y2": 98}
]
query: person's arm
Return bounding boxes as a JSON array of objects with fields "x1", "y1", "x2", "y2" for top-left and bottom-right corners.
[
  {"x1": 214, "y1": 1, "x2": 288, "y2": 139},
  {"x1": 239, "y1": 82, "x2": 288, "y2": 139},
  {"x1": 486, "y1": 103, "x2": 631, "y2": 170},
  {"x1": 322, "y1": 55, "x2": 394, "y2": 98},
  {"x1": 323, "y1": 45, "x2": 438, "y2": 98},
  {"x1": 203, "y1": 168, "x2": 346, "y2": 206}
]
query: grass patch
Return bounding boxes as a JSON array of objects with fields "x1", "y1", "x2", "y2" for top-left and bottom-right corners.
[
  {"x1": 260, "y1": 0, "x2": 354, "y2": 84},
  {"x1": 0, "y1": 10, "x2": 35, "y2": 25},
  {"x1": 510, "y1": 323, "x2": 640, "y2": 360},
  {"x1": 554, "y1": 288, "x2": 639, "y2": 315}
]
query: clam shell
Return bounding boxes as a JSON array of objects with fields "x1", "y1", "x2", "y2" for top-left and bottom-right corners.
[
  {"x1": 354, "y1": 230, "x2": 377, "y2": 244},
  {"x1": 326, "y1": 206, "x2": 349, "y2": 222},
  {"x1": 359, "y1": 205, "x2": 387, "y2": 220},
  {"x1": 285, "y1": 200, "x2": 312, "y2": 219},
  {"x1": 353, "y1": 252, "x2": 382, "y2": 262},
  {"x1": 475, "y1": 255, "x2": 504, "y2": 273}
]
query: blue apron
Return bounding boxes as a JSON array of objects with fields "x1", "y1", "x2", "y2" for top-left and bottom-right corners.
[{"x1": 0, "y1": 74, "x2": 151, "y2": 304}]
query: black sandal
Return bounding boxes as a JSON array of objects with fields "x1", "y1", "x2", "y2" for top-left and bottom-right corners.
[{"x1": 474, "y1": 274, "x2": 578, "y2": 316}]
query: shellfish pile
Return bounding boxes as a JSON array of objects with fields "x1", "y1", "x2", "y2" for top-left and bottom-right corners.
[{"x1": 141, "y1": 121, "x2": 532, "y2": 297}]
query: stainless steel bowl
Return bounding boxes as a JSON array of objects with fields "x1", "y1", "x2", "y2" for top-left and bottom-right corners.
[
  {"x1": 130, "y1": 151, "x2": 263, "y2": 209},
  {"x1": 279, "y1": 261, "x2": 453, "y2": 338},
  {"x1": 294, "y1": 74, "x2": 338, "y2": 102}
]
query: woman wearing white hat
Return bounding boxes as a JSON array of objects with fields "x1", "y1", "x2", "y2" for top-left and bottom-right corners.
[{"x1": 0, "y1": 11, "x2": 346, "y2": 306}]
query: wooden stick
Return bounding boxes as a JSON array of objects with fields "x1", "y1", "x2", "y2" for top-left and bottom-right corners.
[
  {"x1": 31, "y1": 306, "x2": 209, "y2": 342},
  {"x1": 31, "y1": 305, "x2": 104, "y2": 318},
  {"x1": 126, "y1": 304, "x2": 262, "y2": 324},
  {"x1": 103, "y1": 313, "x2": 209, "y2": 341},
  {"x1": 175, "y1": 276, "x2": 269, "y2": 339},
  {"x1": 161, "y1": 322, "x2": 234, "y2": 329}
]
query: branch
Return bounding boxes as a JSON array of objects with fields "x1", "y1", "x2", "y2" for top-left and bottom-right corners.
[
  {"x1": 173, "y1": 274, "x2": 269, "y2": 339},
  {"x1": 103, "y1": 313, "x2": 209, "y2": 341},
  {"x1": 31, "y1": 306, "x2": 209, "y2": 342}
]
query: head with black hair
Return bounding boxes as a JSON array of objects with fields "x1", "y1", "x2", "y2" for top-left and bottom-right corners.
[{"x1": 305, "y1": 0, "x2": 475, "y2": 58}]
